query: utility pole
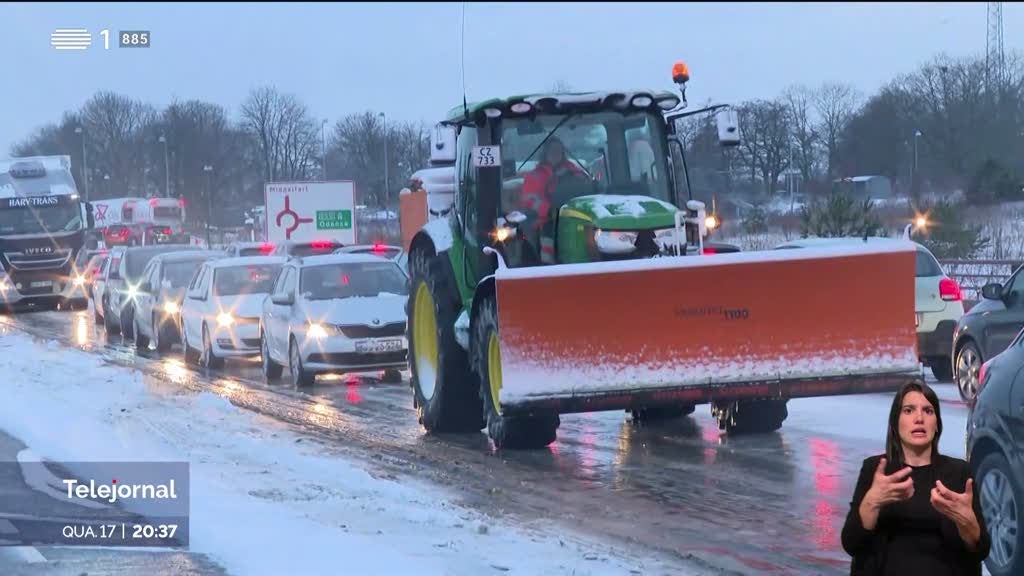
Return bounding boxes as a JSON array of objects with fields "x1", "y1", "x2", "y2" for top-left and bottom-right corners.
[
  {"x1": 159, "y1": 135, "x2": 170, "y2": 198},
  {"x1": 321, "y1": 119, "x2": 328, "y2": 181},
  {"x1": 74, "y1": 126, "x2": 89, "y2": 202},
  {"x1": 203, "y1": 164, "x2": 213, "y2": 246}
]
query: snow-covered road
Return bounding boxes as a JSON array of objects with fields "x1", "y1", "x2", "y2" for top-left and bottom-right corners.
[
  {"x1": 0, "y1": 308, "x2": 979, "y2": 575},
  {"x1": 0, "y1": 322, "x2": 692, "y2": 575}
]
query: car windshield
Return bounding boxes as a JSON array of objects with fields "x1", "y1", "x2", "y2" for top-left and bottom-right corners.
[
  {"x1": 500, "y1": 111, "x2": 672, "y2": 209},
  {"x1": 300, "y1": 261, "x2": 408, "y2": 300},
  {"x1": 213, "y1": 264, "x2": 281, "y2": 296},
  {"x1": 125, "y1": 248, "x2": 187, "y2": 282},
  {"x1": 0, "y1": 199, "x2": 81, "y2": 235},
  {"x1": 163, "y1": 260, "x2": 205, "y2": 288}
]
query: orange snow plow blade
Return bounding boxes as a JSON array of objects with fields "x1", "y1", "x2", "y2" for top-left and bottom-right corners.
[{"x1": 493, "y1": 242, "x2": 921, "y2": 414}]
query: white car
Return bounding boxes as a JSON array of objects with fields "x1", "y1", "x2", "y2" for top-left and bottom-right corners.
[
  {"x1": 223, "y1": 241, "x2": 277, "y2": 258},
  {"x1": 776, "y1": 237, "x2": 964, "y2": 381},
  {"x1": 260, "y1": 253, "x2": 409, "y2": 387},
  {"x1": 179, "y1": 256, "x2": 285, "y2": 368}
]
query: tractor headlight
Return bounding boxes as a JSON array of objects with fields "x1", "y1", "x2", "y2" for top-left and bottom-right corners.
[
  {"x1": 216, "y1": 312, "x2": 235, "y2": 327},
  {"x1": 705, "y1": 215, "x2": 719, "y2": 231},
  {"x1": 594, "y1": 229, "x2": 638, "y2": 255}
]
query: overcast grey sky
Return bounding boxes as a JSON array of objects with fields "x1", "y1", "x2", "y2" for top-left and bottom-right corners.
[{"x1": 2, "y1": 2, "x2": 1021, "y2": 155}]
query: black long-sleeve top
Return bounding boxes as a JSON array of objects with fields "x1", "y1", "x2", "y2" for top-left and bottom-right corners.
[{"x1": 841, "y1": 454, "x2": 990, "y2": 576}]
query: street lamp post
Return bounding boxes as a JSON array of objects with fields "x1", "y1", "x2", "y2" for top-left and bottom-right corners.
[
  {"x1": 321, "y1": 119, "x2": 328, "y2": 181},
  {"x1": 203, "y1": 165, "x2": 213, "y2": 246},
  {"x1": 913, "y1": 130, "x2": 922, "y2": 199},
  {"x1": 74, "y1": 127, "x2": 89, "y2": 202},
  {"x1": 379, "y1": 112, "x2": 389, "y2": 208},
  {"x1": 158, "y1": 135, "x2": 170, "y2": 198}
]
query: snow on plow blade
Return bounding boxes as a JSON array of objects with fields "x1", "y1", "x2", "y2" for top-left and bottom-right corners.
[{"x1": 493, "y1": 242, "x2": 922, "y2": 414}]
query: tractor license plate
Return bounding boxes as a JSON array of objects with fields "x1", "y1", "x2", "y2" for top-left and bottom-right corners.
[{"x1": 356, "y1": 338, "x2": 403, "y2": 354}]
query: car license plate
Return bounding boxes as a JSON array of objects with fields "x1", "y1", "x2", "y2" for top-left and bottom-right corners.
[
  {"x1": 356, "y1": 338, "x2": 403, "y2": 354},
  {"x1": 30, "y1": 280, "x2": 52, "y2": 289}
]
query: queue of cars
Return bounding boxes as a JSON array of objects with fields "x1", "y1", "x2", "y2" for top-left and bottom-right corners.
[{"x1": 86, "y1": 242, "x2": 410, "y2": 385}]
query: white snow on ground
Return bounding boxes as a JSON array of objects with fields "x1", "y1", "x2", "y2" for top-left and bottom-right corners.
[
  {"x1": 575, "y1": 195, "x2": 677, "y2": 219},
  {"x1": 0, "y1": 329, "x2": 689, "y2": 576}
]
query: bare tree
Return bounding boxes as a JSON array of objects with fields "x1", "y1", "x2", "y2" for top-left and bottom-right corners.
[
  {"x1": 328, "y1": 112, "x2": 430, "y2": 206},
  {"x1": 736, "y1": 99, "x2": 791, "y2": 195},
  {"x1": 814, "y1": 83, "x2": 860, "y2": 180},
  {"x1": 241, "y1": 87, "x2": 319, "y2": 183},
  {"x1": 78, "y1": 92, "x2": 156, "y2": 198},
  {"x1": 782, "y1": 85, "x2": 819, "y2": 185}
]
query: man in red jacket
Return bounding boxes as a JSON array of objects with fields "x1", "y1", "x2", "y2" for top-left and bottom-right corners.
[{"x1": 520, "y1": 137, "x2": 584, "y2": 263}]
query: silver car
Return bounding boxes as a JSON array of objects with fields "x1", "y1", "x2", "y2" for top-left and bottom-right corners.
[{"x1": 260, "y1": 253, "x2": 408, "y2": 387}]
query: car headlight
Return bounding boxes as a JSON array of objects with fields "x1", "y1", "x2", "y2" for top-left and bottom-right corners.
[
  {"x1": 163, "y1": 301, "x2": 180, "y2": 314},
  {"x1": 216, "y1": 312, "x2": 235, "y2": 327},
  {"x1": 72, "y1": 275, "x2": 86, "y2": 287},
  {"x1": 594, "y1": 229, "x2": 638, "y2": 254},
  {"x1": 125, "y1": 285, "x2": 138, "y2": 299},
  {"x1": 307, "y1": 323, "x2": 328, "y2": 339}
]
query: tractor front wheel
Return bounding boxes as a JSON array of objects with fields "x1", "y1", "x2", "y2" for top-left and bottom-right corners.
[
  {"x1": 407, "y1": 255, "x2": 483, "y2": 433},
  {"x1": 472, "y1": 293, "x2": 559, "y2": 450}
]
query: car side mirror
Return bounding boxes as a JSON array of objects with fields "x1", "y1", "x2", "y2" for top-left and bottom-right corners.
[
  {"x1": 982, "y1": 283, "x2": 1003, "y2": 301},
  {"x1": 716, "y1": 108, "x2": 741, "y2": 147},
  {"x1": 271, "y1": 293, "x2": 294, "y2": 306}
]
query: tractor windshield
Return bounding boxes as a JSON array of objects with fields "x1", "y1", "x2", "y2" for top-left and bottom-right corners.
[{"x1": 499, "y1": 111, "x2": 671, "y2": 214}]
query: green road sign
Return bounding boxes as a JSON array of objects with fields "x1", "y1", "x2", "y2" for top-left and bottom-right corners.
[{"x1": 316, "y1": 209, "x2": 352, "y2": 230}]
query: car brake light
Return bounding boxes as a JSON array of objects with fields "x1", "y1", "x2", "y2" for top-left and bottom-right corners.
[
  {"x1": 978, "y1": 360, "x2": 990, "y2": 395},
  {"x1": 259, "y1": 243, "x2": 275, "y2": 255},
  {"x1": 940, "y1": 278, "x2": 962, "y2": 301},
  {"x1": 702, "y1": 247, "x2": 718, "y2": 255},
  {"x1": 150, "y1": 199, "x2": 158, "y2": 206},
  {"x1": 311, "y1": 240, "x2": 332, "y2": 250},
  {"x1": 179, "y1": 199, "x2": 186, "y2": 207},
  {"x1": 372, "y1": 242, "x2": 385, "y2": 254}
]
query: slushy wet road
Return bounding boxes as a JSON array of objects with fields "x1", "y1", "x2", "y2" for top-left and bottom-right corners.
[{"x1": 0, "y1": 306, "x2": 974, "y2": 575}]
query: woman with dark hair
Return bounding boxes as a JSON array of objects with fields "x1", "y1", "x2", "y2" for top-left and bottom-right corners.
[{"x1": 841, "y1": 381, "x2": 990, "y2": 575}]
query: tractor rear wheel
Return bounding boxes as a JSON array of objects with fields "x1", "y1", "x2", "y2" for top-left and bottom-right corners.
[
  {"x1": 472, "y1": 293, "x2": 559, "y2": 450},
  {"x1": 408, "y1": 254, "x2": 483, "y2": 433}
]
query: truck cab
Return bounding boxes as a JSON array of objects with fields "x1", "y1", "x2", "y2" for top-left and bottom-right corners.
[{"x1": 0, "y1": 156, "x2": 92, "y2": 311}]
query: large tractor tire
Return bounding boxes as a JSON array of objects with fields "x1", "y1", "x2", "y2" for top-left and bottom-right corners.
[
  {"x1": 407, "y1": 255, "x2": 483, "y2": 433},
  {"x1": 472, "y1": 293, "x2": 559, "y2": 450},
  {"x1": 712, "y1": 399, "x2": 788, "y2": 435}
]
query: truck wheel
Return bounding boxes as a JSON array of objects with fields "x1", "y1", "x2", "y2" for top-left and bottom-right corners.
[
  {"x1": 472, "y1": 293, "x2": 559, "y2": 449},
  {"x1": 930, "y1": 356, "x2": 954, "y2": 383},
  {"x1": 630, "y1": 404, "x2": 696, "y2": 423},
  {"x1": 712, "y1": 399, "x2": 788, "y2": 435},
  {"x1": 408, "y1": 255, "x2": 483, "y2": 433}
]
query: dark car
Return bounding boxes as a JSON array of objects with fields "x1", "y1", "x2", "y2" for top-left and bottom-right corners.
[
  {"x1": 952, "y1": 264, "x2": 1024, "y2": 402},
  {"x1": 966, "y1": 329, "x2": 1024, "y2": 576},
  {"x1": 130, "y1": 250, "x2": 224, "y2": 352},
  {"x1": 100, "y1": 244, "x2": 200, "y2": 337}
]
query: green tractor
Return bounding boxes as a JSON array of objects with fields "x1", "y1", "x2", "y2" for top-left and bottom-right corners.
[{"x1": 405, "y1": 65, "x2": 744, "y2": 449}]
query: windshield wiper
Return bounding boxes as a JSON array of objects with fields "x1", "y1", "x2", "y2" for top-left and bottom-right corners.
[{"x1": 517, "y1": 112, "x2": 578, "y2": 173}]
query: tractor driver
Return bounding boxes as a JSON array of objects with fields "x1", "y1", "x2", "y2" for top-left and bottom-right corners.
[{"x1": 520, "y1": 137, "x2": 585, "y2": 263}]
